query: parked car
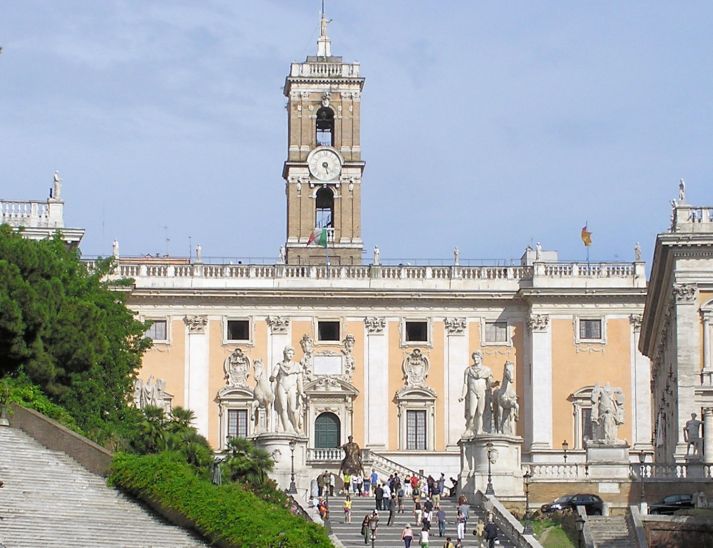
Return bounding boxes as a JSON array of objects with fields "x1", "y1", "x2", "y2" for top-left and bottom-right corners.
[
  {"x1": 541, "y1": 494, "x2": 604, "y2": 515},
  {"x1": 649, "y1": 494, "x2": 694, "y2": 515}
]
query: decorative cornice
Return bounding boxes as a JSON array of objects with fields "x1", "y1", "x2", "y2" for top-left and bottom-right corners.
[
  {"x1": 527, "y1": 314, "x2": 550, "y2": 332},
  {"x1": 444, "y1": 317, "x2": 467, "y2": 336},
  {"x1": 183, "y1": 315, "x2": 207, "y2": 334},
  {"x1": 364, "y1": 316, "x2": 386, "y2": 335},
  {"x1": 672, "y1": 283, "x2": 697, "y2": 304},
  {"x1": 267, "y1": 316, "x2": 290, "y2": 334}
]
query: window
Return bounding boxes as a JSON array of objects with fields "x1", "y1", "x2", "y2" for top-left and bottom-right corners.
[
  {"x1": 318, "y1": 320, "x2": 340, "y2": 341},
  {"x1": 581, "y1": 407, "x2": 593, "y2": 447},
  {"x1": 406, "y1": 410, "x2": 427, "y2": 450},
  {"x1": 315, "y1": 187, "x2": 334, "y2": 229},
  {"x1": 579, "y1": 319, "x2": 602, "y2": 340},
  {"x1": 314, "y1": 412, "x2": 341, "y2": 448},
  {"x1": 227, "y1": 409, "x2": 248, "y2": 439},
  {"x1": 405, "y1": 321, "x2": 428, "y2": 343},
  {"x1": 145, "y1": 319, "x2": 167, "y2": 341},
  {"x1": 484, "y1": 321, "x2": 508, "y2": 344},
  {"x1": 316, "y1": 106, "x2": 334, "y2": 146},
  {"x1": 226, "y1": 320, "x2": 250, "y2": 342}
]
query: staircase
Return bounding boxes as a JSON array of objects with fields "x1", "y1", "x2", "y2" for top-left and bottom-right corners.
[
  {"x1": 586, "y1": 515, "x2": 634, "y2": 547},
  {"x1": 327, "y1": 493, "x2": 515, "y2": 547},
  {"x1": 0, "y1": 427, "x2": 207, "y2": 547}
]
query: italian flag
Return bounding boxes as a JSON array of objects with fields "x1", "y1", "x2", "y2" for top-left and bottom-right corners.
[{"x1": 307, "y1": 227, "x2": 329, "y2": 247}]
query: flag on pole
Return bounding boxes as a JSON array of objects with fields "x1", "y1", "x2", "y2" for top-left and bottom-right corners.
[
  {"x1": 307, "y1": 227, "x2": 329, "y2": 248},
  {"x1": 581, "y1": 224, "x2": 592, "y2": 247}
]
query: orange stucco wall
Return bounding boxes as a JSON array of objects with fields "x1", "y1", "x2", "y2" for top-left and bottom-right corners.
[
  {"x1": 140, "y1": 318, "x2": 186, "y2": 406},
  {"x1": 551, "y1": 318, "x2": 632, "y2": 447}
]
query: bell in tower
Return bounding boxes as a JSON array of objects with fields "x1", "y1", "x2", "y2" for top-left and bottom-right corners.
[{"x1": 281, "y1": 9, "x2": 365, "y2": 265}]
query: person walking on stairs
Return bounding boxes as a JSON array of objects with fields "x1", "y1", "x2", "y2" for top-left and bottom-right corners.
[
  {"x1": 419, "y1": 525, "x2": 430, "y2": 548},
  {"x1": 401, "y1": 523, "x2": 414, "y2": 548},
  {"x1": 343, "y1": 494, "x2": 352, "y2": 523},
  {"x1": 442, "y1": 537, "x2": 455, "y2": 548},
  {"x1": 387, "y1": 496, "x2": 397, "y2": 526},
  {"x1": 484, "y1": 518, "x2": 498, "y2": 548}
]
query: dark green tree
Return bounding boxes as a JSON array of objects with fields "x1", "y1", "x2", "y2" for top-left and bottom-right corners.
[{"x1": 0, "y1": 225, "x2": 150, "y2": 438}]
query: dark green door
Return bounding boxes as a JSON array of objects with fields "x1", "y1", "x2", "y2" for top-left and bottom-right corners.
[{"x1": 315, "y1": 412, "x2": 340, "y2": 448}]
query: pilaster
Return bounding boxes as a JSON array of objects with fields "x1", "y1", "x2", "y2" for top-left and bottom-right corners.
[
  {"x1": 445, "y1": 318, "x2": 468, "y2": 448},
  {"x1": 528, "y1": 314, "x2": 552, "y2": 450},
  {"x1": 629, "y1": 314, "x2": 652, "y2": 449},
  {"x1": 183, "y1": 315, "x2": 209, "y2": 437},
  {"x1": 364, "y1": 317, "x2": 388, "y2": 448}
]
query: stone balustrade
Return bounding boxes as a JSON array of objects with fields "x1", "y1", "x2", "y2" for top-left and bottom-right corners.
[
  {"x1": 91, "y1": 259, "x2": 645, "y2": 290},
  {"x1": 1, "y1": 200, "x2": 52, "y2": 227},
  {"x1": 290, "y1": 61, "x2": 361, "y2": 79},
  {"x1": 672, "y1": 205, "x2": 713, "y2": 232},
  {"x1": 475, "y1": 490, "x2": 543, "y2": 548},
  {"x1": 528, "y1": 463, "x2": 588, "y2": 480},
  {"x1": 306, "y1": 447, "x2": 343, "y2": 462},
  {"x1": 630, "y1": 463, "x2": 713, "y2": 480}
]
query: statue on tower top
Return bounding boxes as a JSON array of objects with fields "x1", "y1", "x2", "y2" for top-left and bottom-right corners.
[{"x1": 317, "y1": 1, "x2": 332, "y2": 57}]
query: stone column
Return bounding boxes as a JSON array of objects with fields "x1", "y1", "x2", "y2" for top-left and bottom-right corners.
[
  {"x1": 704, "y1": 408, "x2": 713, "y2": 464},
  {"x1": 528, "y1": 314, "x2": 552, "y2": 451},
  {"x1": 183, "y1": 315, "x2": 209, "y2": 437},
  {"x1": 364, "y1": 317, "x2": 388, "y2": 448},
  {"x1": 445, "y1": 318, "x2": 468, "y2": 449},
  {"x1": 630, "y1": 314, "x2": 652, "y2": 449}
]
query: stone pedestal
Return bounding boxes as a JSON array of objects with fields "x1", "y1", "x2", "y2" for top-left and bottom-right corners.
[
  {"x1": 458, "y1": 434, "x2": 524, "y2": 499},
  {"x1": 585, "y1": 442, "x2": 630, "y2": 479},
  {"x1": 253, "y1": 432, "x2": 309, "y2": 493}
]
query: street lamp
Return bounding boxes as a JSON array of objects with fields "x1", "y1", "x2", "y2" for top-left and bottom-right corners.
[
  {"x1": 638, "y1": 450, "x2": 646, "y2": 513},
  {"x1": 562, "y1": 440, "x2": 569, "y2": 463},
  {"x1": 523, "y1": 469, "x2": 533, "y2": 535},
  {"x1": 486, "y1": 442, "x2": 496, "y2": 496},
  {"x1": 288, "y1": 440, "x2": 297, "y2": 494},
  {"x1": 575, "y1": 513, "x2": 585, "y2": 548}
]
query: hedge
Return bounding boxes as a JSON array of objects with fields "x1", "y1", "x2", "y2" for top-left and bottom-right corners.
[{"x1": 109, "y1": 452, "x2": 332, "y2": 547}]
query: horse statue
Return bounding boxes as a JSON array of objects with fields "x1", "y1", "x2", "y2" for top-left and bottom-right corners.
[
  {"x1": 494, "y1": 361, "x2": 518, "y2": 436},
  {"x1": 252, "y1": 359, "x2": 274, "y2": 432}
]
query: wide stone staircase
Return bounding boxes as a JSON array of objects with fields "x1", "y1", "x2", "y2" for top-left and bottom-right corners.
[
  {"x1": 586, "y1": 515, "x2": 634, "y2": 548},
  {"x1": 0, "y1": 426, "x2": 207, "y2": 547},
  {"x1": 327, "y1": 493, "x2": 515, "y2": 547}
]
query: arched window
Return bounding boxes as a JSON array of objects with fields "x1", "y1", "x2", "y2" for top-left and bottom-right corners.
[
  {"x1": 315, "y1": 187, "x2": 334, "y2": 228},
  {"x1": 315, "y1": 412, "x2": 341, "y2": 448},
  {"x1": 316, "y1": 107, "x2": 334, "y2": 146}
]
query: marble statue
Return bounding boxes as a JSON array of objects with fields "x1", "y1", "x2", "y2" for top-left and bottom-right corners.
[
  {"x1": 270, "y1": 346, "x2": 305, "y2": 434},
  {"x1": 279, "y1": 245, "x2": 286, "y2": 264},
  {"x1": 112, "y1": 239, "x2": 120, "y2": 258},
  {"x1": 453, "y1": 246, "x2": 460, "y2": 266},
  {"x1": 591, "y1": 383, "x2": 624, "y2": 444},
  {"x1": 252, "y1": 359, "x2": 274, "y2": 432},
  {"x1": 535, "y1": 242, "x2": 542, "y2": 260},
  {"x1": 52, "y1": 170, "x2": 62, "y2": 200},
  {"x1": 458, "y1": 351, "x2": 494, "y2": 437},
  {"x1": 634, "y1": 242, "x2": 642, "y2": 262},
  {"x1": 339, "y1": 435, "x2": 364, "y2": 476},
  {"x1": 684, "y1": 413, "x2": 703, "y2": 457},
  {"x1": 494, "y1": 361, "x2": 518, "y2": 436},
  {"x1": 373, "y1": 246, "x2": 380, "y2": 266},
  {"x1": 195, "y1": 244, "x2": 202, "y2": 263},
  {"x1": 134, "y1": 376, "x2": 172, "y2": 413},
  {"x1": 678, "y1": 178, "x2": 686, "y2": 203}
]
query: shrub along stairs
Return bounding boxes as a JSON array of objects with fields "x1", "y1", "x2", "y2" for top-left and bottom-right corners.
[
  {"x1": 326, "y1": 491, "x2": 515, "y2": 547},
  {"x1": 0, "y1": 426, "x2": 207, "y2": 548}
]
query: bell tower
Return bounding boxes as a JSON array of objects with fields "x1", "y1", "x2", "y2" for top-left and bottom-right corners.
[{"x1": 282, "y1": 10, "x2": 365, "y2": 265}]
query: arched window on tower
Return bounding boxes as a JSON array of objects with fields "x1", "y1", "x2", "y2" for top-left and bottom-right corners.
[
  {"x1": 316, "y1": 107, "x2": 335, "y2": 147},
  {"x1": 315, "y1": 187, "x2": 334, "y2": 229}
]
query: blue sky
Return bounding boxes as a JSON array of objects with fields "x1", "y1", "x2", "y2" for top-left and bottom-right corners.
[{"x1": 2, "y1": 1, "x2": 712, "y2": 264}]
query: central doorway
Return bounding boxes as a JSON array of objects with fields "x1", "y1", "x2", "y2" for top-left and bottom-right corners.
[{"x1": 314, "y1": 412, "x2": 341, "y2": 448}]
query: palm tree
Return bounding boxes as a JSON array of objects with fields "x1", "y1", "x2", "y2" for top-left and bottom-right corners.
[{"x1": 224, "y1": 436, "x2": 274, "y2": 486}]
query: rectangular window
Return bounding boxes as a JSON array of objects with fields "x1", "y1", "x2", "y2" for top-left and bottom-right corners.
[
  {"x1": 227, "y1": 409, "x2": 248, "y2": 439},
  {"x1": 405, "y1": 321, "x2": 428, "y2": 343},
  {"x1": 581, "y1": 407, "x2": 593, "y2": 447},
  {"x1": 145, "y1": 320, "x2": 167, "y2": 341},
  {"x1": 484, "y1": 321, "x2": 508, "y2": 343},
  {"x1": 579, "y1": 319, "x2": 602, "y2": 340},
  {"x1": 318, "y1": 321, "x2": 340, "y2": 342},
  {"x1": 226, "y1": 320, "x2": 250, "y2": 342},
  {"x1": 406, "y1": 410, "x2": 427, "y2": 450}
]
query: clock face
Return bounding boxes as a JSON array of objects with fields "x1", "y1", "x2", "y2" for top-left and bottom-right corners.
[{"x1": 308, "y1": 148, "x2": 342, "y2": 181}]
